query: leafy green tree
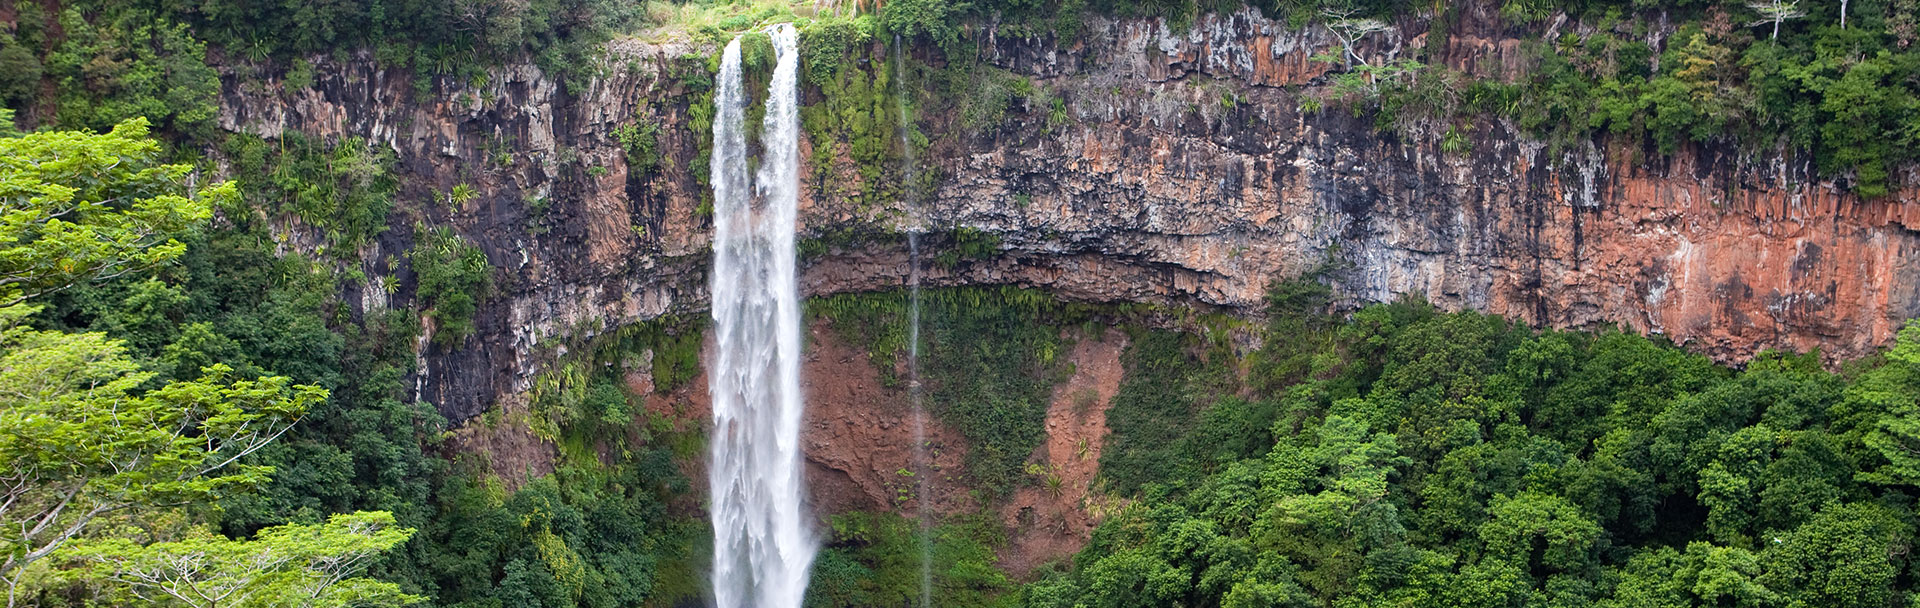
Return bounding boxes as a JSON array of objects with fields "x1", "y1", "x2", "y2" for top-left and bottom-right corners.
[
  {"x1": 1079, "y1": 548, "x2": 1189, "y2": 608},
  {"x1": 0, "y1": 119, "x2": 325, "y2": 606},
  {"x1": 1415, "y1": 432, "x2": 1569, "y2": 545},
  {"x1": 42, "y1": 11, "x2": 220, "y2": 136},
  {"x1": 1859, "y1": 321, "x2": 1920, "y2": 487},
  {"x1": 1477, "y1": 491, "x2": 1600, "y2": 575},
  {"x1": 1604, "y1": 543, "x2": 1775, "y2": 608},
  {"x1": 0, "y1": 340, "x2": 319, "y2": 597},
  {"x1": 1758, "y1": 503, "x2": 1908, "y2": 608},
  {"x1": 1022, "y1": 289, "x2": 1920, "y2": 608},
  {"x1": 1256, "y1": 415, "x2": 1411, "y2": 599},
  {"x1": 68, "y1": 511, "x2": 419, "y2": 608},
  {"x1": 0, "y1": 118, "x2": 223, "y2": 306},
  {"x1": 0, "y1": 39, "x2": 41, "y2": 108},
  {"x1": 1699, "y1": 425, "x2": 1779, "y2": 545}
]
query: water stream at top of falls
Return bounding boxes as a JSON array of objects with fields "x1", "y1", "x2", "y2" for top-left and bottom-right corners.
[
  {"x1": 894, "y1": 33, "x2": 934, "y2": 608},
  {"x1": 707, "y1": 24, "x2": 815, "y2": 608}
]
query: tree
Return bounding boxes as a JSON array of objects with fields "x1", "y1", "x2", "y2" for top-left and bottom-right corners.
[
  {"x1": 1079, "y1": 549, "x2": 1189, "y2": 608},
  {"x1": 1322, "y1": 9, "x2": 1391, "y2": 71},
  {"x1": 1261, "y1": 416, "x2": 1409, "y2": 541},
  {"x1": 0, "y1": 117, "x2": 224, "y2": 306},
  {"x1": 1478, "y1": 491, "x2": 1601, "y2": 574},
  {"x1": 0, "y1": 334, "x2": 320, "y2": 603},
  {"x1": 43, "y1": 12, "x2": 221, "y2": 136},
  {"x1": 1698, "y1": 425, "x2": 1777, "y2": 545},
  {"x1": 0, "y1": 119, "x2": 324, "y2": 606},
  {"x1": 1759, "y1": 503, "x2": 1906, "y2": 608},
  {"x1": 1858, "y1": 320, "x2": 1920, "y2": 487},
  {"x1": 1746, "y1": 0, "x2": 1805, "y2": 41},
  {"x1": 1255, "y1": 415, "x2": 1411, "y2": 599},
  {"x1": 68, "y1": 511, "x2": 420, "y2": 608},
  {"x1": 1604, "y1": 543, "x2": 1775, "y2": 608}
]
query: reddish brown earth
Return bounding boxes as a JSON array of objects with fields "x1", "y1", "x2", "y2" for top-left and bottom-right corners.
[
  {"x1": 996, "y1": 330, "x2": 1130, "y2": 577},
  {"x1": 443, "y1": 395, "x2": 556, "y2": 492},
  {"x1": 799, "y1": 324, "x2": 976, "y2": 519}
]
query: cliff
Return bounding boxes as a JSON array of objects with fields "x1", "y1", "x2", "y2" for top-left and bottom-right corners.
[{"x1": 213, "y1": 2, "x2": 1920, "y2": 431}]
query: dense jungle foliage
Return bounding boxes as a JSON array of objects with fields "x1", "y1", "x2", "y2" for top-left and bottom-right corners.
[
  {"x1": 1012, "y1": 290, "x2": 1920, "y2": 608},
  {"x1": 807, "y1": 275, "x2": 1920, "y2": 607},
  {"x1": 4, "y1": 0, "x2": 1920, "y2": 607}
]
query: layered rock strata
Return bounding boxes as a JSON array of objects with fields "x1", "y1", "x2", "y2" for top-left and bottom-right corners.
[{"x1": 215, "y1": 3, "x2": 1920, "y2": 430}]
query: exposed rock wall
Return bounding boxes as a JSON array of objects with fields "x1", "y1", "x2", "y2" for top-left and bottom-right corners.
[{"x1": 215, "y1": 3, "x2": 1920, "y2": 428}]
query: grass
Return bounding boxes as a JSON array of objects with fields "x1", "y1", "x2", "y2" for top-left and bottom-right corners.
[{"x1": 630, "y1": 0, "x2": 818, "y2": 45}]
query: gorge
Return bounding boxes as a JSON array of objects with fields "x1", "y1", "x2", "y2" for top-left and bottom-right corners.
[
  {"x1": 6, "y1": 0, "x2": 1920, "y2": 605},
  {"x1": 206, "y1": 4, "x2": 1920, "y2": 428}
]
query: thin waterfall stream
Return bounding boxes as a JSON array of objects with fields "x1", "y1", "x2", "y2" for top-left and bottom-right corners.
[
  {"x1": 707, "y1": 24, "x2": 816, "y2": 608},
  {"x1": 894, "y1": 33, "x2": 934, "y2": 608}
]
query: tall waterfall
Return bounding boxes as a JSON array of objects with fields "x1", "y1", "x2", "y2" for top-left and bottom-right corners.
[{"x1": 707, "y1": 24, "x2": 815, "y2": 608}]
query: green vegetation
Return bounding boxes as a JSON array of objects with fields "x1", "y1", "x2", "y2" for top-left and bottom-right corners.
[
  {"x1": 675, "y1": 52, "x2": 719, "y2": 207},
  {"x1": 1013, "y1": 287, "x2": 1920, "y2": 608},
  {"x1": 955, "y1": 66, "x2": 1038, "y2": 132},
  {"x1": 69, "y1": 511, "x2": 420, "y2": 608},
  {"x1": 409, "y1": 226, "x2": 493, "y2": 348},
  {"x1": 40, "y1": 12, "x2": 221, "y2": 137},
  {"x1": 0, "y1": 118, "x2": 221, "y2": 303},
  {"x1": 416, "y1": 457, "x2": 700, "y2": 608},
  {"x1": 799, "y1": 15, "x2": 909, "y2": 203},
  {"x1": 527, "y1": 314, "x2": 706, "y2": 441},
  {"x1": 0, "y1": 120, "x2": 409, "y2": 608},
  {"x1": 13, "y1": 117, "x2": 704, "y2": 608},
  {"x1": 427, "y1": 316, "x2": 708, "y2": 608},
  {"x1": 807, "y1": 512, "x2": 1013, "y2": 607},
  {"x1": 4, "y1": 55, "x2": 706, "y2": 608},
  {"x1": 224, "y1": 133, "x2": 397, "y2": 250},
  {"x1": 611, "y1": 119, "x2": 663, "y2": 174},
  {"x1": 641, "y1": 0, "x2": 809, "y2": 45},
  {"x1": 816, "y1": 287, "x2": 1090, "y2": 495},
  {"x1": 934, "y1": 227, "x2": 1002, "y2": 269},
  {"x1": 75, "y1": 0, "x2": 628, "y2": 93},
  {"x1": 1273, "y1": 0, "x2": 1920, "y2": 195},
  {"x1": 1099, "y1": 330, "x2": 1242, "y2": 495}
]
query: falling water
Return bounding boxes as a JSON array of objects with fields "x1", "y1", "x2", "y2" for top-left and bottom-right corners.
[
  {"x1": 906, "y1": 233, "x2": 931, "y2": 608},
  {"x1": 894, "y1": 34, "x2": 934, "y2": 608},
  {"x1": 708, "y1": 24, "x2": 815, "y2": 608}
]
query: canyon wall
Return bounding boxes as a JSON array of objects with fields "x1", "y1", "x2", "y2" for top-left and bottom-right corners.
[{"x1": 214, "y1": 1, "x2": 1920, "y2": 431}]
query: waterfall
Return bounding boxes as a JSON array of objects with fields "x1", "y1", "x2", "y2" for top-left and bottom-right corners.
[
  {"x1": 708, "y1": 24, "x2": 815, "y2": 608},
  {"x1": 906, "y1": 233, "x2": 931, "y2": 608},
  {"x1": 894, "y1": 34, "x2": 934, "y2": 608}
]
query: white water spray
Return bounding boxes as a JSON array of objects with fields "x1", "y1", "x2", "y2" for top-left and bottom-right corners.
[{"x1": 708, "y1": 24, "x2": 815, "y2": 608}]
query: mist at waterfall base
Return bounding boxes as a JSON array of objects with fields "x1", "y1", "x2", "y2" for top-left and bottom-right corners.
[{"x1": 706, "y1": 24, "x2": 817, "y2": 608}]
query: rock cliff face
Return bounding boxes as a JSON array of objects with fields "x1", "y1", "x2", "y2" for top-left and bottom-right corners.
[{"x1": 214, "y1": 1, "x2": 1920, "y2": 433}]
